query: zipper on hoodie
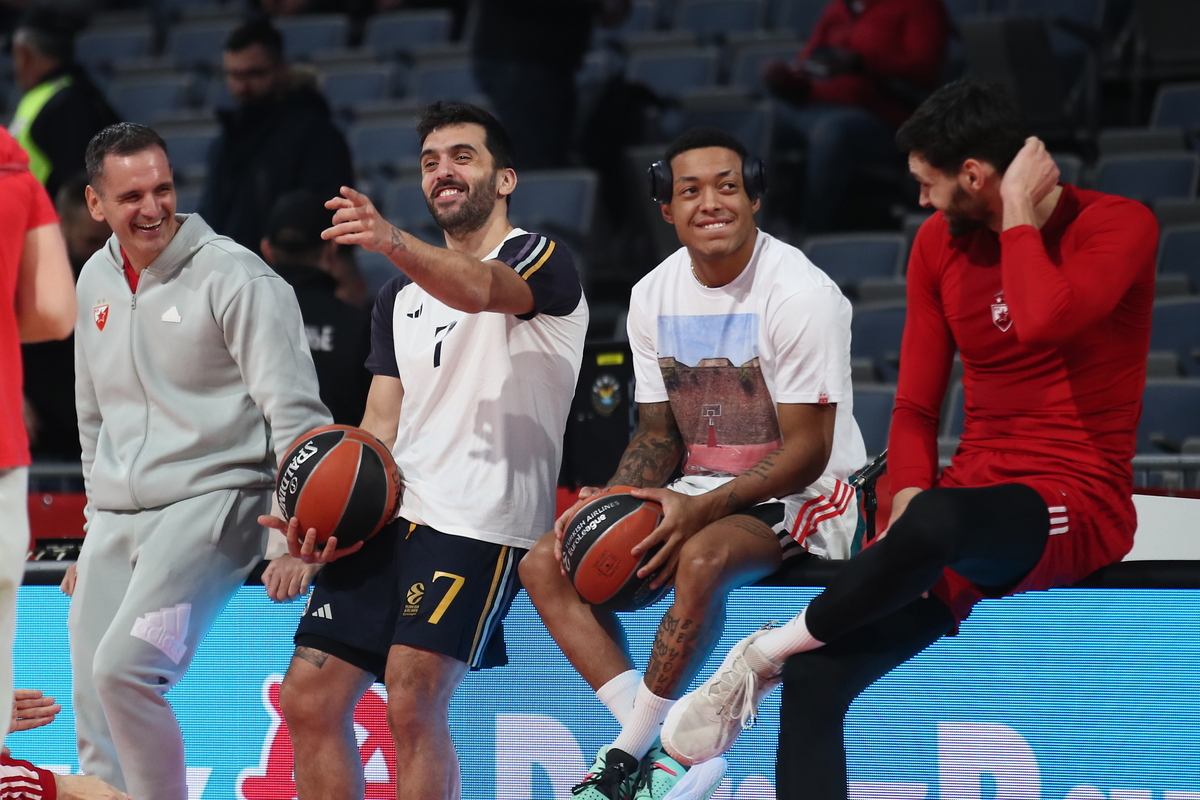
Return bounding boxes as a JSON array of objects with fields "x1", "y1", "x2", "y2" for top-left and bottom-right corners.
[{"x1": 126, "y1": 269, "x2": 151, "y2": 509}]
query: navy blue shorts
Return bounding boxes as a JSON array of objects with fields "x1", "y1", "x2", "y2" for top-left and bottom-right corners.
[{"x1": 294, "y1": 518, "x2": 524, "y2": 680}]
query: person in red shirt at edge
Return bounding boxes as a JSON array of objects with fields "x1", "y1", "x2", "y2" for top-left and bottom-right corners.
[
  {"x1": 656, "y1": 79, "x2": 1158, "y2": 800},
  {"x1": 761, "y1": 0, "x2": 949, "y2": 234}
]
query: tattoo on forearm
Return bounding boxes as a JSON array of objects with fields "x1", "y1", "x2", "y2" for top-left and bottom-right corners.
[
  {"x1": 608, "y1": 405, "x2": 684, "y2": 488},
  {"x1": 747, "y1": 447, "x2": 784, "y2": 483},
  {"x1": 389, "y1": 225, "x2": 407, "y2": 254},
  {"x1": 645, "y1": 610, "x2": 702, "y2": 697},
  {"x1": 294, "y1": 646, "x2": 329, "y2": 669}
]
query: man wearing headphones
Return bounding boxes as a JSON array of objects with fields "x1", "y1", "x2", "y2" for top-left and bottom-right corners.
[{"x1": 519, "y1": 127, "x2": 866, "y2": 800}]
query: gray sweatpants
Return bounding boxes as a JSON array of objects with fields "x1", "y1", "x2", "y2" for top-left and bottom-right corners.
[{"x1": 69, "y1": 488, "x2": 269, "y2": 800}]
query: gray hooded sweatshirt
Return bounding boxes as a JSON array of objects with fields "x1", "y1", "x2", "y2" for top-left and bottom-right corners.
[{"x1": 75, "y1": 214, "x2": 331, "y2": 519}]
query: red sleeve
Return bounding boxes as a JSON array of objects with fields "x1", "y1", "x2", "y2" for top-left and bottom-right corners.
[
  {"x1": 0, "y1": 753, "x2": 57, "y2": 800},
  {"x1": 797, "y1": 1, "x2": 840, "y2": 63},
  {"x1": 1000, "y1": 198, "x2": 1159, "y2": 346},
  {"x1": 888, "y1": 217, "x2": 955, "y2": 493}
]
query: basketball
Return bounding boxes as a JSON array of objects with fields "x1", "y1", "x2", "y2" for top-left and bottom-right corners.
[
  {"x1": 560, "y1": 486, "x2": 669, "y2": 612},
  {"x1": 275, "y1": 424, "x2": 403, "y2": 547}
]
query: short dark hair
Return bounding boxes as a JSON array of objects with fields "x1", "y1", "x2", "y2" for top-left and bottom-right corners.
[
  {"x1": 55, "y1": 171, "x2": 92, "y2": 213},
  {"x1": 224, "y1": 17, "x2": 284, "y2": 62},
  {"x1": 417, "y1": 102, "x2": 515, "y2": 172},
  {"x1": 665, "y1": 127, "x2": 748, "y2": 168},
  {"x1": 15, "y1": 8, "x2": 83, "y2": 62},
  {"x1": 85, "y1": 123, "x2": 170, "y2": 186},
  {"x1": 895, "y1": 78, "x2": 1027, "y2": 175}
]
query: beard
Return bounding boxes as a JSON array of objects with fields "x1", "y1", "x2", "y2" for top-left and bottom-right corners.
[
  {"x1": 426, "y1": 172, "x2": 498, "y2": 236},
  {"x1": 943, "y1": 184, "x2": 991, "y2": 238}
]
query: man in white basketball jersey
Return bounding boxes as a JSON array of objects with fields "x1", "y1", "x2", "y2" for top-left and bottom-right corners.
[
  {"x1": 519, "y1": 127, "x2": 866, "y2": 800},
  {"x1": 268, "y1": 102, "x2": 588, "y2": 800}
]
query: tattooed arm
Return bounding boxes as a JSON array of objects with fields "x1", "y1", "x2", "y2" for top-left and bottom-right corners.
[
  {"x1": 321, "y1": 186, "x2": 535, "y2": 315},
  {"x1": 606, "y1": 401, "x2": 686, "y2": 489}
]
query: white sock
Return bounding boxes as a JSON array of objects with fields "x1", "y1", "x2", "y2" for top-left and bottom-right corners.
[
  {"x1": 754, "y1": 608, "x2": 825, "y2": 663},
  {"x1": 610, "y1": 680, "x2": 674, "y2": 760},
  {"x1": 596, "y1": 669, "x2": 641, "y2": 727}
]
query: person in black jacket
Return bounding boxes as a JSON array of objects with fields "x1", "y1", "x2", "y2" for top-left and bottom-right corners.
[
  {"x1": 260, "y1": 190, "x2": 371, "y2": 427},
  {"x1": 198, "y1": 18, "x2": 354, "y2": 255},
  {"x1": 8, "y1": 9, "x2": 120, "y2": 200}
]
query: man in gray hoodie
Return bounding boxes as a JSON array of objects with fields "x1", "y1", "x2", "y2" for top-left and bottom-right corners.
[{"x1": 66, "y1": 122, "x2": 330, "y2": 800}]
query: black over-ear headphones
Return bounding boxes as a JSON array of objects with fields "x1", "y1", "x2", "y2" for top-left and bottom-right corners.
[{"x1": 648, "y1": 156, "x2": 768, "y2": 204}]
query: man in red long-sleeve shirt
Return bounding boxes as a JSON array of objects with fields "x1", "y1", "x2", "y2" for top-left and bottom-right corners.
[
  {"x1": 658, "y1": 79, "x2": 1158, "y2": 799},
  {"x1": 762, "y1": 0, "x2": 949, "y2": 233}
]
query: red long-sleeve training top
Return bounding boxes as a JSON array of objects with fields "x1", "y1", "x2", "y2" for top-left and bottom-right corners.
[
  {"x1": 0, "y1": 754, "x2": 56, "y2": 800},
  {"x1": 798, "y1": 0, "x2": 950, "y2": 127},
  {"x1": 889, "y1": 185, "x2": 1159, "y2": 521}
]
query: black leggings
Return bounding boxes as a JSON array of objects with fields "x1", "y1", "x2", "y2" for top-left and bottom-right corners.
[{"x1": 777, "y1": 484, "x2": 1050, "y2": 800}]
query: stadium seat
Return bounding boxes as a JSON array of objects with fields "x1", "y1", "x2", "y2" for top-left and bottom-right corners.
[
  {"x1": 802, "y1": 233, "x2": 907, "y2": 290},
  {"x1": 728, "y1": 37, "x2": 801, "y2": 91},
  {"x1": 1094, "y1": 153, "x2": 1200, "y2": 203},
  {"x1": 348, "y1": 120, "x2": 422, "y2": 175},
  {"x1": 767, "y1": 0, "x2": 828, "y2": 35},
  {"x1": 320, "y1": 66, "x2": 395, "y2": 113},
  {"x1": 167, "y1": 21, "x2": 239, "y2": 70},
  {"x1": 1154, "y1": 197, "x2": 1200, "y2": 229},
  {"x1": 175, "y1": 185, "x2": 202, "y2": 215},
  {"x1": 407, "y1": 59, "x2": 481, "y2": 104},
  {"x1": 364, "y1": 10, "x2": 454, "y2": 57},
  {"x1": 852, "y1": 385, "x2": 895, "y2": 457},
  {"x1": 508, "y1": 170, "x2": 599, "y2": 239},
  {"x1": 1096, "y1": 127, "x2": 1187, "y2": 156},
  {"x1": 679, "y1": 98, "x2": 773, "y2": 158},
  {"x1": 161, "y1": 126, "x2": 218, "y2": 181},
  {"x1": 382, "y1": 178, "x2": 430, "y2": 226},
  {"x1": 1158, "y1": 223, "x2": 1200, "y2": 292},
  {"x1": 594, "y1": 0, "x2": 658, "y2": 44},
  {"x1": 674, "y1": 0, "x2": 766, "y2": 38},
  {"x1": 1151, "y1": 82, "x2": 1200, "y2": 129},
  {"x1": 850, "y1": 301, "x2": 906, "y2": 383},
  {"x1": 1150, "y1": 296, "x2": 1200, "y2": 377},
  {"x1": 627, "y1": 47, "x2": 719, "y2": 98},
  {"x1": 276, "y1": 15, "x2": 349, "y2": 61},
  {"x1": 358, "y1": 250, "x2": 402, "y2": 298},
  {"x1": 75, "y1": 25, "x2": 155, "y2": 71},
  {"x1": 1138, "y1": 379, "x2": 1200, "y2": 453},
  {"x1": 941, "y1": 380, "x2": 966, "y2": 440},
  {"x1": 109, "y1": 76, "x2": 194, "y2": 126},
  {"x1": 940, "y1": 0, "x2": 987, "y2": 23},
  {"x1": 1051, "y1": 153, "x2": 1083, "y2": 185}
]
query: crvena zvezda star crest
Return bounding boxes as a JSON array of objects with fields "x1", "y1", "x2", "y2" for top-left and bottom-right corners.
[{"x1": 94, "y1": 304, "x2": 109, "y2": 331}]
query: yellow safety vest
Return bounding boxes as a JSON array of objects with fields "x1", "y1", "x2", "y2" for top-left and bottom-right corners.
[{"x1": 8, "y1": 74, "x2": 73, "y2": 185}]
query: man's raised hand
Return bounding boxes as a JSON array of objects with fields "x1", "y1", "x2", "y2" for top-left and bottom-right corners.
[{"x1": 323, "y1": 186, "x2": 406, "y2": 255}]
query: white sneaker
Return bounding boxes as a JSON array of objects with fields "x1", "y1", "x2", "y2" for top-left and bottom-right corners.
[{"x1": 660, "y1": 626, "x2": 783, "y2": 766}]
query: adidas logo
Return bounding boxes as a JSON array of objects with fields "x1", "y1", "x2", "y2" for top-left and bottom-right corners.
[
  {"x1": 311, "y1": 603, "x2": 333, "y2": 619},
  {"x1": 406, "y1": 305, "x2": 422, "y2": 319},
  {"x1": 161, "y1": 305, "x2": 181, "y2": 323},
  {"x1": 131, "y1": 603, "x2": 191, "y2": 664}
]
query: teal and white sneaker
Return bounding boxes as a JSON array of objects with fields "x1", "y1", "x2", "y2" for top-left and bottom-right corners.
[
  {"x1": 573, "y1": 746, "x2": 641, "y2": 800},
  {"x1": 635, "y1": 741, "x2": 726, "y2": 800}
]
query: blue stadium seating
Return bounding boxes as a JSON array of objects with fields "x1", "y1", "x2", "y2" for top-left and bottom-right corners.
[
  {"x1": 680, "y1": 101, "x2": 773, "y2": 158},
  {"x1": 1053, "y1": 152, "x2": 1083, "y2": 186},
  {"x1": 175, "y1": 186, "x2": 202, "y2": 215},
  {"x1": 1158, "y1": 223, "x2": 1200, "y2": 292},
  {"x1": 161, "y1": 126, "x2": 218, "y2": 179},
  {"x1": 508, "y1": 170, "x2": 599, "y2": 238},
  {"x1": 851, "y1": 301, "x2": 906, "y2": 383},
  {"x1": 941, "y1": 381, "x2": 966, "y2": 439},
  {"x1": 853, "y1": 385, "x2": 896, "y2": 457},
  {"x1": 276, "y1": 15, "x2": 349, "y2": 61},
  {"x1": 382, "y1": 178, "x2": 430, "y2": 226},
  {"x1": 596, "y1": 0, "x2": 658, "y2": 43},
  {"x1": 167, "y1": 21, "x2": 238, "y2": 70},
  {"x1": 674, "y1": 0, "x2": 766, "y2": 37},
  {"x1": 407, "y1": 60, "x2": 481, "y2": 104},
  {"x1": 364, "y1": 10, "x2": 454, "y2": 57},
  {"x1": 1094, "y1": 153, "x2": 1199, "y2": 203},
  {"x1": 802, "y1": 233, "x2": 907, "y2": 289},
  {"x1": 1150, "y1": 297, "x2": 1200, "y2": 378},
  {"x1": 348, "y1": 120, "x2": 422, "y2": 174},
  {"x1": 627, "y1": 48, "x2": 719, "y2": 98},
  {"x1": 767, "y1": 0, "x2": 827, "y2": 35},
  {"x1": 321, "y1": 66, "x2": 395, "y2": 113},
  {"x1": 358, "y1": 250, "x2": 402, "y2": 298},
  {"x1": 728, "y1": 40, "x2": 800, "y2": 91},
  {"x1": 75, "y1": 26, "x2": 155, "y2": 70},
  {"x1": 109, "y1": 76, "x2": 193, "y2": 126},
  {"x1": 1151, "y1": 82, "x2": 1200, "y2": 129},
  {"x1": 1138, "y1": 379, "x2": 1200, "y2": 453}
]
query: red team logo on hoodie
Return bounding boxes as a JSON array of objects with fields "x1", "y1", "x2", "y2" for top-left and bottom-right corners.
[{"x1": 94, "y1": 304, "x2": 109, "y2": 331}]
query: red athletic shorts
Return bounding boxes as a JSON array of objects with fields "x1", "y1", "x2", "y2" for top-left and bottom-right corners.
[{"x1": 930, "y1": 449, "x2": 1135, "y2": 622}]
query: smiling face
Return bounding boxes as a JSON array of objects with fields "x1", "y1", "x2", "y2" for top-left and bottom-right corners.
[
  {"x1": 661, "y1": 146, "x2": 760, "y2": 262},
  {"x1": 419, "y1": 122, "x2": 515, "y2": 237},
  {"x1": 909, "y1": 152, "x2": 994, "y2": 237},
  {"x1": 86, "y1": 146, "x2": 180, "y2": 269}
]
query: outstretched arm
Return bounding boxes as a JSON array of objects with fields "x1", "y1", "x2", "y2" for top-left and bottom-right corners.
[
  {"x1": 16, "y1": 223, "x2": 75, "y2": 343},
  {"x1": 323, "y1": 186, "x2": 535, "y2": 316}
]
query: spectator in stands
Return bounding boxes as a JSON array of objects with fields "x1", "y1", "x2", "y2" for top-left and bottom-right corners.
[
  {"x1": 260, "y1": 190, "x2": 371, "y2": 427},
  {"x1": 198, "y1": 17, "x2": 354, "y2": 255},
  {"x1": 471, "y1": 0, "x2": 630, "y2": 169},
  {"x1": 22, "y1": 172, "x2": 110, "y2": 463},
  {"x1": 7, "y1": 8, "x2": 120, "y2": 200},
  {"x1": 762, "y1": 0, "x2": 949, "y2": 234},
  {"x1": 0, "y1": 125, "x2": 75, "y2": 763}
]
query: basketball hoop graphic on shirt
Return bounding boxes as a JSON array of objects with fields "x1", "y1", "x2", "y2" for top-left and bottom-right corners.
[
  {"x1": 701, "y1": 404, "x2": 722, "y2": 447},
  {"x1": 991, "y1": 293, "x2": 1012, "y2": 332},
  {"x1": 94, "y1": 303, "x2": 109, "y2": 331}
]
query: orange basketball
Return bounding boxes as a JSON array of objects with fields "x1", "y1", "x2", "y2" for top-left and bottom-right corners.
[
  {"x1": 560, "y1": 486, "x2": 669, "y2": 612},
  {"x1": 275, "y1": 424, "x2": 403, "y2": 547}
]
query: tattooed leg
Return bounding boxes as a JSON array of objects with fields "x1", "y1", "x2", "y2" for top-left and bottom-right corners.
[{"x1": 645, "y1": 515, "x2": 783, "y2": 698}]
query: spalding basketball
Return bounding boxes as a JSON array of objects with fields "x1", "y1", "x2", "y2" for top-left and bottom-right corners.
[
  {"x1": 275, "y1": 424, "x2": 403, "y2": 547},
  {"x1": 561, "y1": 486, "x2": 669, "y2": 612}
]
